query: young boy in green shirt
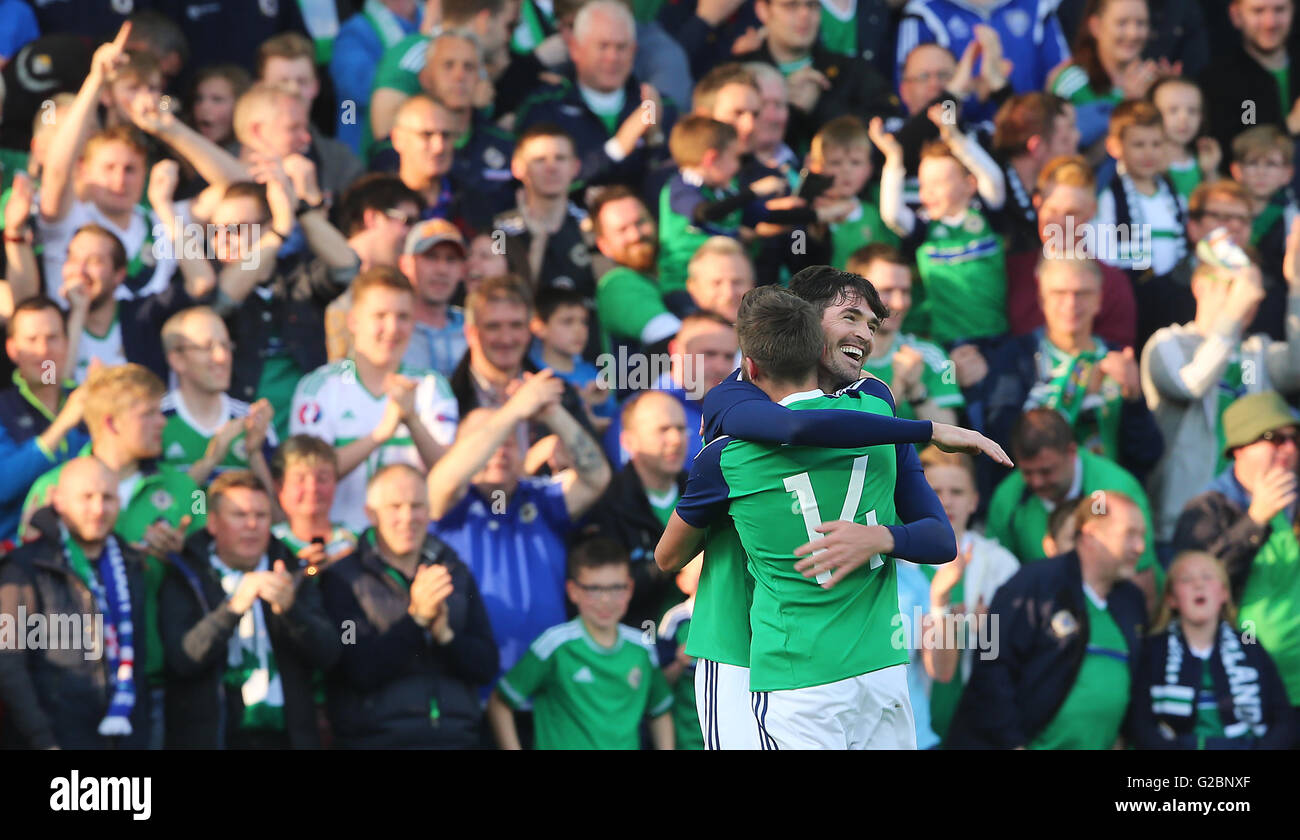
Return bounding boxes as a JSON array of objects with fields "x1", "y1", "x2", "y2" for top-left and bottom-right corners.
[
  {"x1": 807, "y1": 115, "x2": 899, "y2": 271},
  {"x1": 872, "y1": 111, "x2": 1010, "y2": 347},
  {"x1": 487, "y1": 537, "x2": 674, "y2": 749},
  {"x1": 1229, "y1": 125, "x2": 1298, "y2": 259}
]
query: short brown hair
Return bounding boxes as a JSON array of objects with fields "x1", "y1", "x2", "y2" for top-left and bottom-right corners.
[
  {"x1": 1188, "y1": 179, "x2": 1252, "y2": 218},
  {"x1": 1071, "y1": 489, "x2": 1140, "y2": 538},
  {"x1": 257, "y1": 32, "x2": 317, "y2": 80},
  {"x1": 83, "y1": 364, "x2": 165, "y2": 436},
  {"x1": 669, "y1": 115, "x2": 737, "y2": 168},
  {"x1": 993, "y1": 92, "x2": 1066, "y2": 158},
  {"x1": 271, "y1": 434, "x2": 340, "y2": 482},
  {"x1": 110, "y1": 49, "x2": 162, "y2": 86},
  {"x1": 193, "y1": 64, "x2": 252, "y2": 102},
  {"x1": 1010, "y1": 407, "x2": 1075, "y2": 460},
  {"x1": 692, "y1": 63, "x2": 758, "y2": 115},
  {"x1": 588, "y1": 185, "x2": 645, "y2": 238},
  {"x1": 221, "y1": 181, "x2": 272, "y2": 221},
  {"x1": 465, "y1": 273, "x2": 533, "y2": 325},
  {"x1": 209, "y1": 469, "x2": 268, "y2": 513},
  {"x1": 1036, "y1": 154, "x2": 1095, "y2": 194},
  {"x1": 72, "y1": 224, "x2": 128, "y2": 272},
  {"x1": 82, "y1": 125, "x2": 148, "y2": 167},
  {"x1": 351, "y1": 266, "x2": 414, "y2": 308},
  {"x1": 567, "y1": 535, "x2": 629, "y2": 580},
  {"x1": 1232, "y1": 124, "x2": 1293, "y2": 166},
  {"x1": 809, "y1": 115, "x2": 870, "y2": 164},
  {"x1": 919, "y1": 447, "x2": 976, "y2": 484},
  {"x1": 919, "y1": 139, "x2": 969, "y2": 174},
  {"x1": 1108, "y1": 100, "x2": 1164, "y2": 142},
  {"x1": 233, "y1": 82, "x2": 298, "y2": 142},
  {"x1": 846, "y1": 242, "x2": 906, "y2": 277},
  {"x1": 735, "y1": 286, "x2": 823, "y2": 384}
]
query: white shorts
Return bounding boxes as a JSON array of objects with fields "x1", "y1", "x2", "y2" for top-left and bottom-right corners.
[
  {"x1": 695, "y1": 659, "x2": 761, "y2": 750},
  {"x1": 752, "y1": 664, "x2": 917, "y2": 750}
]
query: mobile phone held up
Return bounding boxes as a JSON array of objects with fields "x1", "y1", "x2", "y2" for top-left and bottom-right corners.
[{"x1": 796, "y1": 170, "x2": 834, "y2": 203}]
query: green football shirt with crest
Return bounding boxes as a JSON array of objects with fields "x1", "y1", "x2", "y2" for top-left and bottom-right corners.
[
  {"x1": 497, "y1": 617, "x2": 673, "y2": 749},
  {"x1": 913, "y1": 209, "x2": 1009, "y2": 345}
]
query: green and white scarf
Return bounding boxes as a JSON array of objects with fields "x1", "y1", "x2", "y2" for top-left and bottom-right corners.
[{"x1": 210, "y1": 552, "x2": 285, "y2": 731}]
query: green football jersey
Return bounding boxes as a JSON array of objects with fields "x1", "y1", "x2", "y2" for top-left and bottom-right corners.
[
  {"x1": 657, "y1": 173, "x2": 744, "y2": 294},
  {"x1": 914, "y1": 209, "x2": 1008, "y2": 345},
  {"x1": 1049, "y1": 64, "x2": 1123, "y2": 106},
  {"x1": 1166, "y1": 157, "x2": 1203, "y2": 201},
  {"x1": 986, "y1": 449, "x2": 1160, "y2": 584},
  {"x1": 1239, "y1": 512, "x2": 1300, "y2": 704},
  {"x1": 1024, "y1": 334, "x2": 1124, "y2": 464},
  {"x1": 596, "y1": 266, "x2": 678, "y2": 348},
  {"x1": 830, "y1": 196, "x2": 900, "y2": 271},
  {"x1": 702, "y1": 388, "x2": 905, "y2": 691},
  {"x1": 497, "y1": 617, "x2": 673, "y2": 749},
  {"x1": 364, "y1": 33, "x2": 429, "y2": 159},
  {"x1": 818, "y1": 0, "x2": 857, "y2": 57},
  {"x1": 1029, "y1": 595, "x2": 1130, "y2": 749},
  {"x1": 160, "y1": 391, "x2": 279, "y2": 476},
  {"x1": 682, "y1": 519, "x2": 753, "y2": 667},
  {"x1": 860, "y1": 332, "x2": 964, "y2": 422}
]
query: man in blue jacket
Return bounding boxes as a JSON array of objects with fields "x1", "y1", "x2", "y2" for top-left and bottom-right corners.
[
  {"x1": 0, "y1": 298, "x2": 91, "y2": 548},
  {"x1": 946, "y1": 491, "x2": 1149, "y2": 748}
]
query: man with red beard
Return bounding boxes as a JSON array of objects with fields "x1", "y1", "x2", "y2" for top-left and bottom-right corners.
[{"x1": 590, "y1": 186, "x2": 682, "y2": 355}]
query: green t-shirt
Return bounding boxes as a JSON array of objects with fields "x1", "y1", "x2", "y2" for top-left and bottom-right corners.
[
  {"x1": 1049, "y1": 64, "x2": 1123, "y2": 106},
  {"x1": 657, "y1": 175, "x2": 744, "y2": 294},
  {"x1": 160, "y1": 391, "x2": 279, "y2": 477},
  {"x1": 497, "y1": 617, "x2": 673, "y2": 749},
  {"x1": 1271, "y1": 64, "x2": 1292, "y2": 120},
  {"x1": 1025, "y1": 334, "x2": 1124, "y2": 465},
  {"x1": 0, "y1": 148, "x2": 30, "y2": 200},
  {"x1": 661, "y1": 601, "x2": 703, "y2": 750},
  {"x1": 818, "y1": 0, "x2": 857, "y2": 58},
  {"x1": 647, "y1": 485, "x2": 678, "y2": 529},
  {"x1": 365, "y1": 33, "x2": 430, "y2": 159},
  {"x1": 683, "y1": 519, "x2": 753, "y2": 666},
  {"x1": 596, "y1": 266, "x2": 676, "y2": 347},
  {"x1": 986, "y1": 449, "x2": 1159, "y2": 576},
  {"x1": 511, "y1": 0, "x2": 555, "y2": 53},
  {"x1": 1239, "y1": 511, "x2": 1300, "y2": 704},
  {"x1": 830, "y1": 196, "x2": 900, "y2": 270},
  {"x1": 1029, "y1": 593, "x2": 1130, "y2": 749},
  {"x1": 860, "y1": 332, "x2": 964, "y2": 422},
  {"x1": 1192, "y1": 653, "x2": 1225, "y2": 745},
  {"x1": 22, "y1": 451, "x2": 207, "y2": 682},
  {"x1": 717, "y1": 388, "x2": 904, "y2": 691},
  {"x1": 914, "y1": 210, "x2": 1008, "y2": 345},
  {"x1": 917, "y1": 562, "x2": 967, "y2": 741},
  {"x1": 257, "y1": 352, "x2": 306, "y2": 446},
  {"x1": 1166, "y1": 157, "x2": 1203, "y2": 202}
]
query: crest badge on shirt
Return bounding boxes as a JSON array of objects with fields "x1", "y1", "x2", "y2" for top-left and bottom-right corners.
[
  {"x1": 1004, "y1": 10, "x2": 1031, "y2": 37},
  {"x1": 963, "y1": 214, "x2": 985, "y2": 234},
  {"x1": 948, "y1": 17, "x2": 970, "y2": 39},
  {"x1": 483, "y1": 146, "x2": 506, "y2": 170},
  {"x1": 111, "y1": 0, "x2": 134, "y2": 14},
  {"x1": 519, "y1": 502, "x2": 538, "y2": 523},
  {"x1": 151, "y1": 489, "x2": 174, "y2": 512},
  {"x1": 260, "y1": 0, "x2": 279, "y2": 17},
  {"x1": 627, "y1": 666, "x2": 642, "y2": 690},
  {"x1": 1050, "y1": 609, "x2": 1079, "y2": 640}
]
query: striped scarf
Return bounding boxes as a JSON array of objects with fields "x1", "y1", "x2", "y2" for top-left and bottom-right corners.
[
  {"x1": 209, "y1": 552, "x2": 285, "y2": 731},
  {"x1": 63, "y1": 527, "x2": 136, "y2": 736},
  {"x1": 1153, "y1": 622, "x2": 1267, "y2": 739}
]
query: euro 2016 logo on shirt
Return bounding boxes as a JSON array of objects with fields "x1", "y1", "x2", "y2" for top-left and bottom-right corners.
[
  {"x1": 298, "y1": 401, "x2": 322, "y2": 425},
  {"x1": 627, "y1": 666, "x2": 642, "y2": 690}
]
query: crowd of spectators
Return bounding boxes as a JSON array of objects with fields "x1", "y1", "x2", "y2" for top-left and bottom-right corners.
[{"x1": 0, "y1": 0, "x2": 1298, "y2": 749}]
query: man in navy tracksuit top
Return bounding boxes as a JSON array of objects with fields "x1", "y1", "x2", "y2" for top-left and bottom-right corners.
[
  {"x1": 0, "y1": 298, "x2": 91, "y2": 548},
  {"x1": 947, "y1": 492, "x2": 1149, "y2": 749}
]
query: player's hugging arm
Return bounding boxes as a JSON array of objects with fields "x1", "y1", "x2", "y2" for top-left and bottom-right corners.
[{"x1": 701, "y1": 373, "x2": 933, "y2": 448}]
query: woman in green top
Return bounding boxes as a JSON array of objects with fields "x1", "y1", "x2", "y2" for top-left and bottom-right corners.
[{"x1": 1048, "y1": 0, "x2": 1161, "y2": 106}]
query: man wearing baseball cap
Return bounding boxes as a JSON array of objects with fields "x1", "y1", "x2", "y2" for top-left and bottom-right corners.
[
  {"x1": 1174, "y1": 390, "x2": 1300, "y2": 735},
  {"x1": 399, "y1": 218, "x2": 469, "y2": 380}
]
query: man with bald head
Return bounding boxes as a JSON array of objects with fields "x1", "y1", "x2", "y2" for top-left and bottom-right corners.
[
  {"x1": 390, "y1": 94, "x2": 461, "y2": 222},
  {"x1": 0, "y1": 457, "x2": 152, "y2": 748},
  {"x1": 582, "y1": 391, "x2": 690, "y2": 628},
  {"x1": 321, "y1": 463, "x2": 497, "y2": 746}
]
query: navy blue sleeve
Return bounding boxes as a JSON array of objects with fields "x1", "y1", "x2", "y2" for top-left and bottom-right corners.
[
  {"x1": 702, "y1": 372, "x2": 934, "y2": 448},
  {"x1": 675, "y1": 438, "x2": 732, "y2": 529},
  {"x1": 861, "y1": 379, "x2": 955, "y2": 564},
  {"x1": 886, "y1": 439, "x2": 957, "y2": 564}
]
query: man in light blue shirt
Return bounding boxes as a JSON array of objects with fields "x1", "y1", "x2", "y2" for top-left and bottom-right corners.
[{"x1": 400, "y1": 218, "x2": 470, "y2": 379}]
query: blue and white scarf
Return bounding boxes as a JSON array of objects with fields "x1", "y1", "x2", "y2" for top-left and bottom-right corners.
[{"x1": 64, "y1": 527, "x2": 136, "y2": 736}]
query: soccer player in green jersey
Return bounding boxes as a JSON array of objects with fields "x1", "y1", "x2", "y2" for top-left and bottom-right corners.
[
  {"x1": 488, "y1": 537, "x2": 674, "y2": 749},
  {"x1": 660, "y1": 285, "x2": 960, "y2": 748}
]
